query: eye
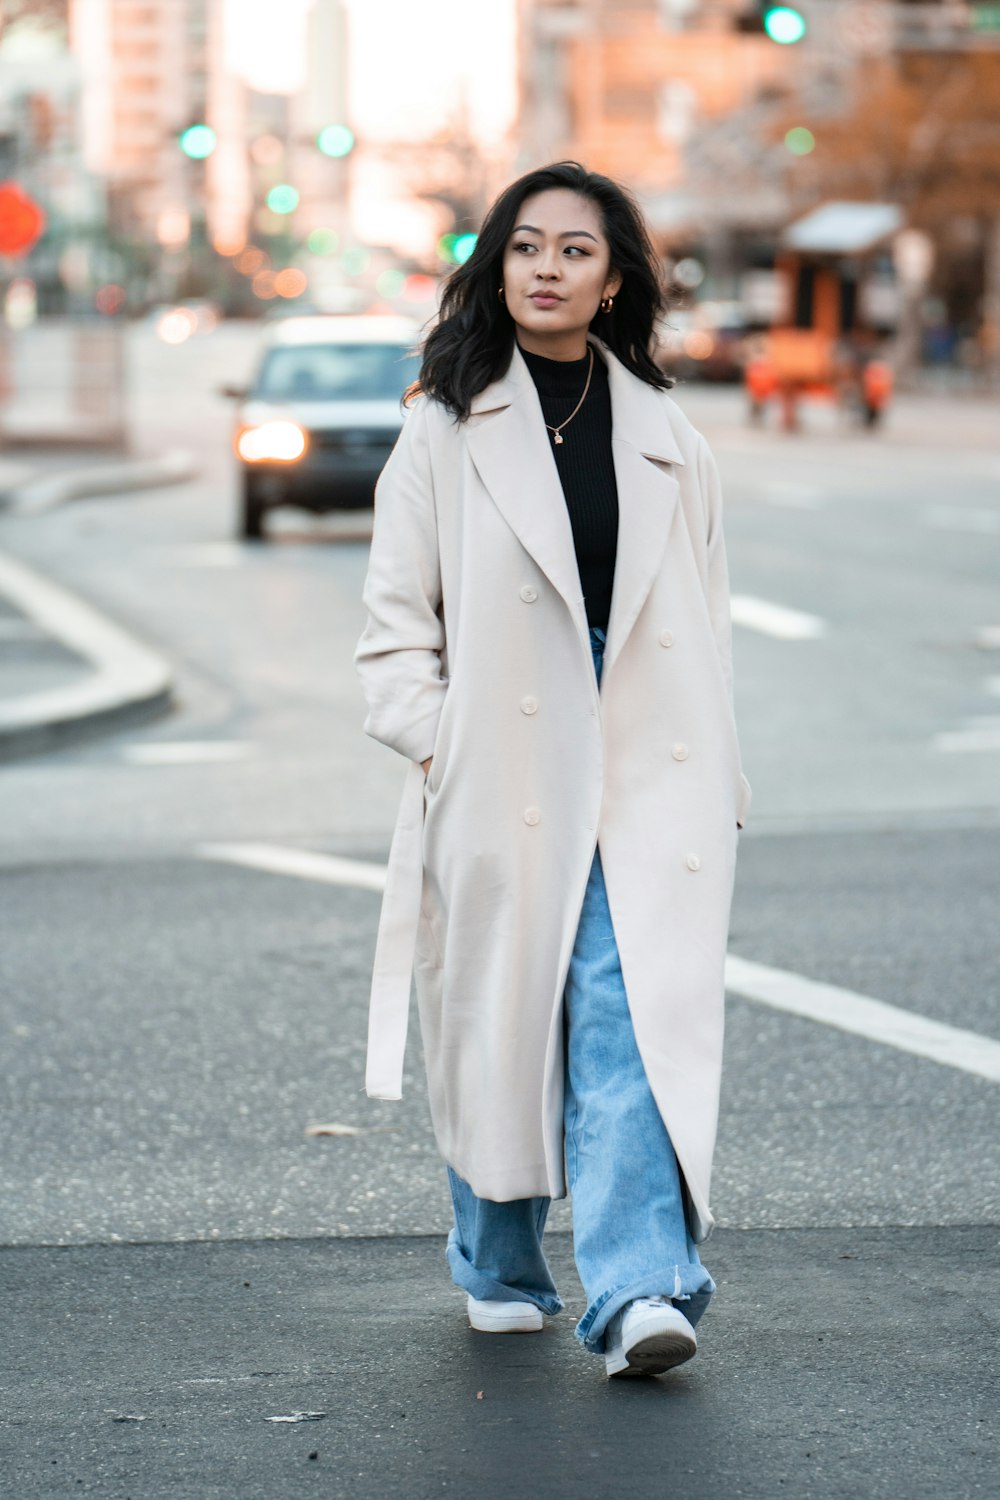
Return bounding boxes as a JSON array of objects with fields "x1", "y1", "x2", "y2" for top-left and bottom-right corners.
[
  {"x1": 564, "y1": 246, "x2": 589, "y2": 257},
  {"x1": 512, "y1": 241, "x2": 536, "y2": 253}
]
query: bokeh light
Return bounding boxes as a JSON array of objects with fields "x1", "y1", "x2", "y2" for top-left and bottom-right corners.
[
  {"x1": 251, "y1": 269, "x2": 278, "y2": 299},
  {"x1": 306, "y1": 228, "x2": 339, "y2": 255},
  {"x1": 453, "y1": 233, "x2": 478, "y2": 264},
  {"x1": 236, "y1": 247, "x2": 268, "y2": 276},
  {"x1": 376, "y1": 268, "x2": 407, "y2": 298},
  {"x1": 178, "y1": 124, "x2": 217, "y2": 159},
  {"x1": 785, "y1": 126, "x2": 816, "y2": 155},
  {"x1": 95, "y1": 283, "x2": 126, "y2": 315},
  {"x1": 316, "y1": 124, "x2": 355, "y2": 158},
  {"x1": 403, "y1": 274, "x2": 438, "y2": 303},
  {"x1": 763, "y1": 6, "x2": 807, "y2": 45},
  {"x1": 274, "y1": 268, "x2": 308, "y2": 298},
  {"x1": 266, "y1": 185, "x2": 300, "y2": 215}
]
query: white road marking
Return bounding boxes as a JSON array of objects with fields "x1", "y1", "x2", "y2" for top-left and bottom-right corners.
[
  {"x1": 198, "y1": 842, "x2": 388, "y2": 892},
  {"x1": 760, "y1": 481, "x2": 825, "y2": 510},
  {"x1": 923, "y1": 506, "x2": 1000, "y2": 535},
  {"x1": 932, "y1": 718, "x2": 1000, "y2": 753},
  {"x1": 724, "y1": 955, "x2": 1000, "y2": 1084},
  {"x1": 168, "y1": 544, "x2": 247, "y2": 568},
  {"x1": 123, "y1": 741, "x2": 255, "y2": 764},
  {"x1": 730, "y1": 595, "x2": 826, "y2": 641},
  {"x1": 198, "y1": 843, "x2": 1000, "y2": 1085}
]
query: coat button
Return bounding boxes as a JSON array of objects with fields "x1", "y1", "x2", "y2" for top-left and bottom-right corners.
[
  {"x1": 672, "y1": 742, "x2": 689, "y2": 761},
  {"x1": 520, "y1": 695, "x2": 538, "y2": 715},
  {"x1": 519, "y1": 584, "x2": 538, "y2": 603},
  {"x1": 686, "y1": 853, "x2": 701, "y2": 872},
  {"x1": 659, "y1": 629, "x2": 674, "y2": 648},
  {"x1": 523, "y1": 807, "x2": 541, "y2": 826}
]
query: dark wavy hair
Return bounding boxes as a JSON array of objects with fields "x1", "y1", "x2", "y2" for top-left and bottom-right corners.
[{"x1": 408, "y1": 161, "x2": 672, "y2": 420}]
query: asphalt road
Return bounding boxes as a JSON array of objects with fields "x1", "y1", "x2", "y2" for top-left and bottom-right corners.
[{"x1": 1, "y1": 324, "x2": 998, "y2": 1496}]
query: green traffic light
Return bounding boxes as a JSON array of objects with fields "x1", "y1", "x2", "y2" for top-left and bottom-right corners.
[
  {"x1": 179, "y1": 124, "x2": 217, "y2": 159},
  {"x1": 317, "y1": 124, "x2": 355, "y2": 158},
  {"x1": 763, "y1": 6, "x2": 807, "y2": 44}
]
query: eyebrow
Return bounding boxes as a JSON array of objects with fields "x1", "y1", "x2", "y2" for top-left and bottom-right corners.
[{"x1": 511, "y1": 223, "x2": 599, "y2": 243}]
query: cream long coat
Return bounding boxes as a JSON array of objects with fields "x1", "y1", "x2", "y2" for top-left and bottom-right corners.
[{"x1": 355, "y1": 333, "x2": 750, "y2": 1243}]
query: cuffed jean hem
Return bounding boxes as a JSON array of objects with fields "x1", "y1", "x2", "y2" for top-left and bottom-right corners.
[
  {"x1": 576, "y1": 1266, "x2": 716, "y2": 1354},
  {"x1": 445, "y1": 1228, "x2": 566, "y2": 1316}
]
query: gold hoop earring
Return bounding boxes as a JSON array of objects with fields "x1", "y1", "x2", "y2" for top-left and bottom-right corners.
[
  {"x1": 498, "y1": 285, "x2": 505, "y2": 302},
  {"x1": 600, "y1": 295, "x2": 614, "y2": 314}
]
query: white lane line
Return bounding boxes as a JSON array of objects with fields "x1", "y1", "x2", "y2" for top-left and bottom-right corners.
[
  {"x1": 198, "y1": 842, "x2": 388, "y2": 892},
  {"x1": 760, "y1": 481, "x2": 825, "y2": 510},
  {"x1": 932, "y1": 720, "x2": 1000, "y2": 753},
  {"x1": 725, "y1": 955, "x2": 1000, "y2": 1085},
  {"x1": 730, "y1": 595, "x2": 826, "y2": 641},
  {"x1": 197, "y1": 843, "x2": 1000, "y2": 1085},
  {"x1": 168, "y1": 544, "x2": 247, "y2": 568},
  {"x1": 123, "y1": 741, "x2": 255, "y2": 765},
  {"x1": 923, "y1": 506, "x2": 1000, "y2": 535}
]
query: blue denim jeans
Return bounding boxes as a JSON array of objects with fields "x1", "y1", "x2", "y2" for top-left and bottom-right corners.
[{"x1": 446, "y1": 627, "x2": 715, "y2": 1355}]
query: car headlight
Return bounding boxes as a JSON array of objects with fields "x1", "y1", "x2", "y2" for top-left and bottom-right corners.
[{"x1": 236, "y1": 420, "x2": 308, "y2": 463}]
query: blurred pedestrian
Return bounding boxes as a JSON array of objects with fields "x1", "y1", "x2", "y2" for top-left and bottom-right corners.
[{"x1": 355, "y1": 161, "x2": 750, "y2": 1378}]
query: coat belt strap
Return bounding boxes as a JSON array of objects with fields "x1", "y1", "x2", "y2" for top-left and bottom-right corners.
[{"x1": 365, "y1": 759, "x2": 425, "y2": 1099}]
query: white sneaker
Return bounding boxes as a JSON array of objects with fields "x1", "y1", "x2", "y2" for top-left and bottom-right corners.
[
  {"x1": 603, "y1": 1296, "x2": 697, "y2": 1377},
  {"x1": 467, "y1": 1295, "x2": 543, "y2": 1333}
]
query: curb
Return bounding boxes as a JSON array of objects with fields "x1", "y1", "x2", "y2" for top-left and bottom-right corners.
[
  {"x1": 0, "y1": 549, "x2": 174, "y2": 761},
  {"x1": 0, "y1": 449, "x2": 198, "y2": 516}
]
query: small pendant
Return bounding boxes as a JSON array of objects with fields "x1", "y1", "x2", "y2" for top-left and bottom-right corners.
[{"x1": 553, "y1": 432, "x2": 563, "y2": 445}]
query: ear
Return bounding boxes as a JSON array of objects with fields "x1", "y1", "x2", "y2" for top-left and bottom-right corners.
[{"x1": 604, "y1": 266, "x2": 623, "y2": 298}]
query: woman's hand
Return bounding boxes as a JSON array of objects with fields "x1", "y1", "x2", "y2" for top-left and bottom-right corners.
[{"x1": 421, "y1": 757, "x2": 433, "y2": 777}]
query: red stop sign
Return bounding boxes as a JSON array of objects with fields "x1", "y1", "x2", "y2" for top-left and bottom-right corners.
[{"x1": 0, "y1": 182, "x2": 46, "y2": 257}]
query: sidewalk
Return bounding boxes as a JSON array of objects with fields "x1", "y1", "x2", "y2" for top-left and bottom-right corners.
[
  {"x1": 2, "y1": 1227, "x2": 994, "y2": 1498},
  {"x1": 0, "y1": 447, "x2": 189, "y2": 760}
]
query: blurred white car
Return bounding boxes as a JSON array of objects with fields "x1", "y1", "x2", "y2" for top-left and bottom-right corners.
[{"x1": 223, "y1": 315, "x2": 421, "y2": 539}]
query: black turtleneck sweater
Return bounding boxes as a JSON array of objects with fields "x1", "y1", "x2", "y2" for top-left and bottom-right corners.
[{"x1": 520, "y1": 343, "x2": 618, "y2": 631}]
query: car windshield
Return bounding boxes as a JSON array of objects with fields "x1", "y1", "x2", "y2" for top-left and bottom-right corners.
[{"x1": 254, "y1": 342, "x2": 420, "y2": 402}]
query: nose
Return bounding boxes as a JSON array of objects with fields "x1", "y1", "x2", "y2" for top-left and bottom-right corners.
[{"x1": 534, "y1": 249, "x2": 562, "y2": 280}]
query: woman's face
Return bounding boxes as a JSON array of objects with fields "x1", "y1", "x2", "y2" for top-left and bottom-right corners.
[{"x1": 501, "y1": 188, "x2": 622, "y2": 358}]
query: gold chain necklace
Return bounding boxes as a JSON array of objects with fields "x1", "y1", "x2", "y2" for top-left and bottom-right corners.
[{"x1": 544, "y1": 345, "x2": 594, "y2": 446}]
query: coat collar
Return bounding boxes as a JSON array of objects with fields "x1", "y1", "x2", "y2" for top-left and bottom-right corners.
[{"x1": 464, "y1": 335, "x2": 685, "y2": 676}]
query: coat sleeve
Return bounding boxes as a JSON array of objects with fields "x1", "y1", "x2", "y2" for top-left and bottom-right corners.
[
  {"x1": 354, "y1": 396, "x2": 447, "y2": 764},
  {"x1": 697, "y1": 434, "x2": 752, "y2": 828}
]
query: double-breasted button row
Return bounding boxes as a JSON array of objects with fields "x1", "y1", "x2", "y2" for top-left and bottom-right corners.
[
  {"x1": 519, "y1": 584, "x2": 538, "y2": 603},
  {"x1": 523, "y1": 807, "x2": 541, "y2": 826},
  {"x1": 520, "y1": 695, "x2": 538, "y2": 715},
  {"x1": 686, "y1": 853, "x2": 701, "y2": 872},
  {"x1": 672, "y1": 742, "x2": 689, "y2": 762},
  {"x1": 659, "y1": 629, "x2": 674, "y2": 648}
]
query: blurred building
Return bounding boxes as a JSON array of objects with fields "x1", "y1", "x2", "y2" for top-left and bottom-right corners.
[
  {"x1": 516, "y1": 0, "x2": 1000, "y2": 370},
  {"x1": 70, "y1": 0, "x2": 209, "y2": 248},
  {"x1": 516, "y1": 1, "x2": 797, "y2": 234}
]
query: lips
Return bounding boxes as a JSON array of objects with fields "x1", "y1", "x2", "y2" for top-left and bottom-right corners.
[{"x1": 530, "y1": 293, "x2": 563, "y2": 306}]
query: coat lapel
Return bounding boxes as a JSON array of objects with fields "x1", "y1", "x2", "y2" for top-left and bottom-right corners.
[
  {"x1": 601, "y1": 339, "x2": 685, "y2": 678},
  {"x1": 464, "y1": 345, "x2": 587, "y2": 630},
  {"x1": 463, "y1": 336, "x2": 687, "y2": 672}
]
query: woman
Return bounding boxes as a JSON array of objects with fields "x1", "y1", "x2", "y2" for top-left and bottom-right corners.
[{"x1": 355, "y1": 161, "x2": 750, "y2": 1379}]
